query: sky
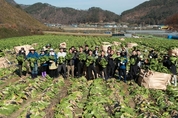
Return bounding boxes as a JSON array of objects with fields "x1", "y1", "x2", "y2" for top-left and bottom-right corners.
[{"x1": 14, "y1": 0, "x2": 148, "y2": 15}]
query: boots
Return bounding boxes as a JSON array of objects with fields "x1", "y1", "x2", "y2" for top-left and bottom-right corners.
[
  {"x1": 42, "y1": 71, "x2": 47, "y2": 78},
  {"x1": 44, "y1": 71, "x2": 47, "y2": 77},
  {"x1": 42, "y1": 72, "x2": 45, "y2": 78}
]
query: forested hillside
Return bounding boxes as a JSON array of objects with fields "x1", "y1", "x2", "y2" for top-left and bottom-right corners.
[
  {"x1": 121, "y1": 0, "x2": 178, "y2": 25},
  {"x1": 23, "y1": 3, "x2": 120, "y2": 24}
]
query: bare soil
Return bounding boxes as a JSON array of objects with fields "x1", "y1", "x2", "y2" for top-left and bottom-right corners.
[
  {"x1": 122, "y1": 82, "x2": 135, "y2": 108},
  {"x1": 43, "y1": 79, "x2": 71, "y2": 118}
]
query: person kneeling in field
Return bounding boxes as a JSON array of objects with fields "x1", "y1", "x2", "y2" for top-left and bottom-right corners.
[{"x1": 26, "y1": 47, "x2": 39, "y2": 79}]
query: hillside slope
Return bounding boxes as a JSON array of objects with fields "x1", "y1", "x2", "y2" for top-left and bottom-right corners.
[
  {"x1": 5, "y1": 0, "x2": 16, "y2": 5},
  {"x1": 23, "y1": 3, "x2": 120, "y2": 24},
  {"x1": 121, "y1": 0, "x2": 178, "y2": 25},
  {"x1": 0, "y1": 0, "x2": 46, "y2": 39}
]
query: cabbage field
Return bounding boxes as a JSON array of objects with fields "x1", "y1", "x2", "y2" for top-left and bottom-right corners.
[{"x1": 0, "y1": 34, "x2": 178, "y2": 118}]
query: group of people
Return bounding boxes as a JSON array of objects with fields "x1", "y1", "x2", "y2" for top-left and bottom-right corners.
[{"x1": 16, "y1": 44, "x2": 177, "y2": 86}]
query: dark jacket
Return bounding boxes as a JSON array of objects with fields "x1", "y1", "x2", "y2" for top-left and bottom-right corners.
[
  {"x1": 93, "y1": 50, "x2": 99, "y2": 56},
  {"x1": 163, "y1": 57, "x2": 171, "y2": 69},
  {"x1": 84, "y1": 50, "x2": 89, "y2": 55},
  {"x1": 170, "y1": 64, "x2": 177, "y2": 75},
  {"x1": 97, "y1": 55, "x2": 108, "y2": 68},
  {"x1": 130, "y1": 55, "x2": 139, "y2": 66},
  {"x1": 114, "y1": 56, "x2": 121, "y2": 68},
  {"x1": 169, "y1": 59, "x2": 177, "y2": 75},
  {"x1": 120, "y1": 51, "x2": 127, "y2": 57},
  {"x1": 27, "y1": 52, "x2": 39, "y2": 59},
  {"x1": 107, "y1": 54, "x2": 115, "y2": 66},
  {"x1": 148, "y1": 52, "x2": 158, "y2": 59},
  {"x1": 17, "y1": 50, "x2": 26, "y2": 65}
]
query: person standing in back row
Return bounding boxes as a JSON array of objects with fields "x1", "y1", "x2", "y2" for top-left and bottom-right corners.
[
  {"x1": 93, "y1": 46, "x2": 100, "y2": 77},
  {"x1": 120, "y1": 45, "x2": 128, "y2": 58},
  {"x1": 148, "y1": 49, "x2": 158, "y2": 59},
  {"x1": 93, "y1": 46, "x2": 99, "y2": 57},
  {"x1": 84, "y1": 45, "x2": 89, "y2": 55}
]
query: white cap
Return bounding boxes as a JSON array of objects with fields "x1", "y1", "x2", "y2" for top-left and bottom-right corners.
[{"x1": 50, "y1": 48, "x2": 54, "y2": 51}]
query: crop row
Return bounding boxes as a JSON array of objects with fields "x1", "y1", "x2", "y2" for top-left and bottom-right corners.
[
  {"x1": 54, "y1": 78, "x2": 136, "y2": 118},
  {"x1": 128, "y1": 81, "x2": 178, "y2": 117},
  {"x1": 0, "y1": 35, "x2": 177, "y2": 51},
  {"x1": 0, "y1": 76, "x2": 64, "y2": 117},
  {"x1": 18, "y1": 77, "x2": 64, "y2": 118}
]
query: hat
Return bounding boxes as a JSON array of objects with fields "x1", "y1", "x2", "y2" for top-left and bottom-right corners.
[
  {"x1": 50, "y1": 48, "x2": 54, "y2": 51},
  {"x1": 29, "y1": 47, "x2": 35, "y2": 51}
]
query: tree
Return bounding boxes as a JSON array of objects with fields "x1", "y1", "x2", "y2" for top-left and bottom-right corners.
[{"x1": 165, "y1": 13, "x2": 178, "y2": 30}]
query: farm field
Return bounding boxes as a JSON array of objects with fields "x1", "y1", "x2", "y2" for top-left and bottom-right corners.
[{"x1": 0, "y1": 34, "x2": 178, "y2": 118}]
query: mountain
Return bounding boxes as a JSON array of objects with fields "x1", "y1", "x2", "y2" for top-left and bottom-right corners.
[
  {"x1": 5, "y1": 0, "x2": 30, "y2": 10},
  {"x1": 5, "y1": 0, "x2": 16, "y2": 5},
  {"x1": 0, "y1": 0, "x2": 46, "y2": 39},
  {"x1": 23, "y1": 3, "x2": 120, "y2": 24},
  {"x1": 120, "y1": 0, "x2": 178, "y2": 25}
]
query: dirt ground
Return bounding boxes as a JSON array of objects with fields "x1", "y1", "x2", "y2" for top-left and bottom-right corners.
[{"x1": 43, "y1": 79, "x2": 71, "y2": 118}]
